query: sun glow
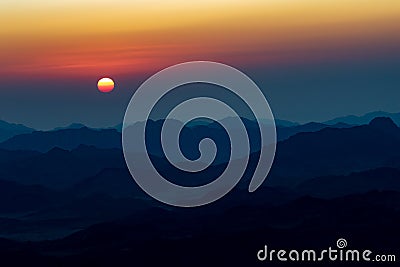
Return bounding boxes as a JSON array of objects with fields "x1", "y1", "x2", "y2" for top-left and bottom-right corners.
[{"x1": 97, "y1": 77, "x2": 115, "y2": 93}]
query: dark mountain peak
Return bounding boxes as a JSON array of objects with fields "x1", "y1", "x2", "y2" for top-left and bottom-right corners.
[
  {"x1": 324, "y1": 111, "x2": 400, "y2": 126},
  {"x1": 0, "y1": 127, "x2": 121, "y2": 152},
  {"x1": 0, "y1": 120, "x2": 34, "y2": 142},
  {"x1": 0, "y1": 120, "x2": 33, "y2": 131},
  {"x1": 275, "y1": 119, "x2": 299, "y2": 127},
  {"x1": 53, "y1": 123, "x2": 88, "y2": 131},
  {"x1": 47, "y1": 146, "x2": 69, "y2": 154},
  {"x1": 303, "y1": 122, "x2": 324, "y2": 127},
  {"x1": 368, "y1": 117, "x2": 398, "y2": 130}
]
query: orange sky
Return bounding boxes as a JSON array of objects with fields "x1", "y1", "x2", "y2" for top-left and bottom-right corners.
[{"x1": 0, "y1": 0, "x2": 399, "y2": 79}]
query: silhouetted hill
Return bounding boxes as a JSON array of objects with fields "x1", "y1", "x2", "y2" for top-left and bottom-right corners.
[
  {"x1": 0, "y1": 117, "x2": 353, "y2": 154},
  {"x1": 52, "y1": 123, "x2": 88, "y2": 131},
  {"x1": 70, "y1": 168, "x2": 144, "y2": 198},
  {"x1": 0, "y1": 145, "x2": 125, "y2": 189},
  {"x1": 324, "y1": 111, "x2": 400, "y2": 126},
  {"x1": 269, "y1": 117, "x2": 400, "y2": 186},
  {"x1": 2, "y1": 117, "x2": 400, "y2": 191},
  {"x1": 1, "y1": 190, "x2": 394, "y2": 266},
  {"x1": 0, "y1": 116, "x2": 400, "y2": 265},
  {"x1": 0, "y1": 179, "x2": 61, "y2": 213},
  {"x1": 21, "y1": 194, "x2": 151, "y2": 227},
  {"x1": 0, "y1": 120, "x2": 34, "y2": 142},
  {"x1": 0, "y1": 148, "x2": 40, "y2": 163},
  {"x1": 369, "y1": 116, "x2": 399, "y2": 132},
  {"x1": 275, "y1": 119, "x2": 299, "y2": 127},
  {"x1": 296, "y1": 167, "x2": 400, "y2": 198},
  {"x1": 277, "y1": 121, "x2": 352, "y2": 141},
  {"x1": 0, "y1": 127, "x2": 121, "y2": 152}
]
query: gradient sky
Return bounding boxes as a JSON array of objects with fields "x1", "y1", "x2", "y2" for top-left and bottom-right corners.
[{"x1": 0, "y1": 0, "x2": 399, "y2": 129}]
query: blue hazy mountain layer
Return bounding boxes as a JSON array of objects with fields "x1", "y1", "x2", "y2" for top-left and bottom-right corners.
[{"x1": 0, "y1": 117, "x2": 398, "y2": 266}]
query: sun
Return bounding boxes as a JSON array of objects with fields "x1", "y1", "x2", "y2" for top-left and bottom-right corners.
[{"x1": 97, "y1": 77, "x2": 115, "y2": 93}]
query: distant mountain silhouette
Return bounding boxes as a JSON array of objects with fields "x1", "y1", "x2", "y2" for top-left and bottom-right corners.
[
  {"x1": 70, "y1": 168, "x2": 144, "y2": 198},
  {"x1": 0, "y1": 148, "x2": 40, "y2": 162},
  {"x1": 277, "y1": 121, "x2": 352, "y2": 141},
  {"x1": 0, "y1": 179, "x2": 61, "y2": 213},
  {"x1": 275, "y1": 119, "x2": 299, "y2": 127},
  {"x1": 0, "y1": 127, "x2": 121, "y2": 152},
  {"x1": 1, "y1": 115, "x2": 400, "y2": 265},
  {"x1": 269, "y1": 117, "x2": 400, "y2": 186},
  {"x1": 296, "y1": 167, "x2": 400, "y2": 198},
  {"x1": 0, "y1": 145, "x2": 125, "y2": 189},
  {"x1": 123, "y1": 118, "x2": 261, "y2": 162},
  {"x1": 324, "y1": 111, "x2": 400, "y2": 126},
  {"x1": 2, "y1": 117, "x2": 400, "y2": 190},
  {"x1": 0, "y1": 120, "x2": 34, "y2": 142},
  {"x1": 0, "y1": 189, "x2": 150, "y2": 241},
  {"x1": 52, "y1": 123, "x2": 88, "y2": 131},
  {"x1": 369, "y1": 116, "x2": 399, "y2": 132}
]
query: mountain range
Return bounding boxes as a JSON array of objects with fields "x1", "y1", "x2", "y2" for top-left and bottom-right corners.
[
  {"x1": 0, "y1": 120, "x2": 34, "y2": 142},
  {"x1": 1, "y1": 117, "x2": 400, "y2": 190},
  {"x1": 323, "y1": 110, "x2": 400, "y2": 126},
  {"x1": 0, "y1": 127, "x2": 121, "y2": 152},
  {"x1": 0, "y1": 115, "x2": 399, "y2": 265},
  {"x1": 2, "y1": 110, "x2": 400, "y2": 148},
  {"x1": 269, "y1": 117, "x2": 400, "y2": 186},
  {"x1": 0, "y1": 189, "x2": 398, "y2": 266}
]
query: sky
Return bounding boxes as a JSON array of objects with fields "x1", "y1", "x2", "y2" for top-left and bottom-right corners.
[{"x1": 0, "y1": 0, "x2": 399, "y2": 129}]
